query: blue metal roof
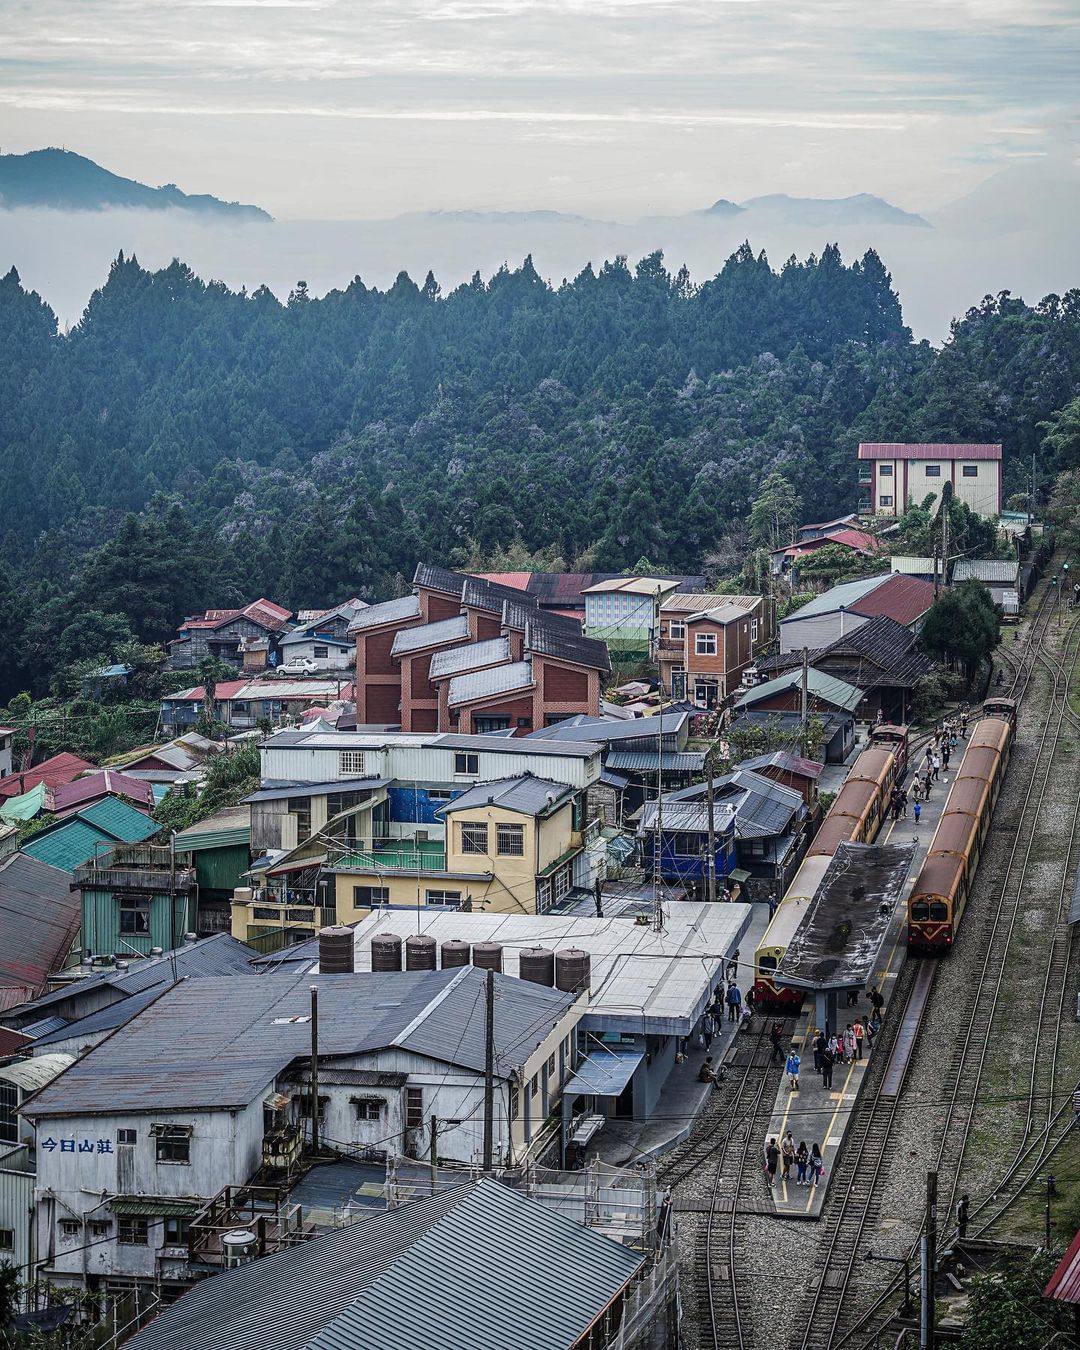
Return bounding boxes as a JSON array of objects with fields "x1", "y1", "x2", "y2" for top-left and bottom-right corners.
[{"x1": 562, "y1": 1047, "x2": 644, "y2": 1098}]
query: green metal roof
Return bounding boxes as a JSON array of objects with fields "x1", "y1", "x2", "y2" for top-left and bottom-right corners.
[
  {"x1": 78, "y1": 796, "x2": 160, "y2": 844},
  {"x1": 22, "y1": 819, "x2": 116, "y2": 873},
  {"x1": 735, "y1": 667, "x2": 863, "y2": 715},
  {"x1": 173, "y1": 805, "x2": 250, "y2": 853},
  {"x1": 0, "y1": 783, "x2": 48, "y2": 822},
  {"x1": 783, "y1": 574, "x2": 889, "y2": 621}
]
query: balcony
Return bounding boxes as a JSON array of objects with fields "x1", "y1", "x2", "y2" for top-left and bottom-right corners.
[
  {"x1": 330, "y1": 838, "x2": 447, "y2": 873},
  {"x1": 189, "y1": 1184, "x2": 314, "y2": 1267},
  {"x1": 73, "y1": 844, "x2": 197, "y2": 894},
  {"x1": 657, "y1": 639, "x2": 684, "y2": 655}
]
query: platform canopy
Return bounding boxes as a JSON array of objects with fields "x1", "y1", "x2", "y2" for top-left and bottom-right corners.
[
  {"x1": 562, "y1": 1048, "x2": 644, "y2": 1099},
  {"x1": 775, "y1": 840, "x2": 916, "y2": 992}
]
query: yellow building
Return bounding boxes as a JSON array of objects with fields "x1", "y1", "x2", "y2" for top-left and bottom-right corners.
[{"x1": 231, "y1": 774, "x2": 585, "y2": 943}]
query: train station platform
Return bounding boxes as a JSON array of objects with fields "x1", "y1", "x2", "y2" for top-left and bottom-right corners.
[{"x1": 763, "y1": 753, "x2": 959, "y2": 1218}]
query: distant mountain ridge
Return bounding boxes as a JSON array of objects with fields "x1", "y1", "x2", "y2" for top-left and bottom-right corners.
[{"x1": 0, "y1": 148, "x2": 271, "y2": 221}]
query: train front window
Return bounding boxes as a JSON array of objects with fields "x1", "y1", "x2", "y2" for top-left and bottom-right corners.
[
  {"x1": 759, "y1": 955, "x2": 777, "y2": 972},
  {"x1": 929, "y1": 902, "x2": 948, "y2": 922},
  {"x1": 910, "y1": 901, "x2": 930, "y2": 922}
]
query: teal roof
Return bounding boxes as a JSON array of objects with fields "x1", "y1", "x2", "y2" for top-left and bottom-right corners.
[
  {"x1": 22, "y1": 819, "x2": 115, "y2": 873},
  {"x1": 783, "y1": 574, "x2": 890, "y2": 622},
  {"x1": 173, "y1": 805, "x2": 250, "y2": 853},
  {"x1": 0, "y1": 782, "x2": 48, "y2": 823},
  {"x1": 78, "y1": 797, "x2": 159, "y2": 845},
  {"x1": 735, "y1": 667, "x2": 863, "y2": 715},
  {"x1": 21, "y1": 798, "x2": 157, "y2": 872}
]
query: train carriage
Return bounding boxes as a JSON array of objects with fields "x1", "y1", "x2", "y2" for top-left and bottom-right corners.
[
  {"x1": 752, "y1": 855, "x2": 832, "y2": 1008},
  {"x1": 981, "y1": 696, "x2": 1018, "y2": 731}
]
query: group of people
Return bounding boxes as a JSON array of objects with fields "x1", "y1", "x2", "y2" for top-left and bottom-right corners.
[
  {"x1": 696, "y1": 956, "x2": 757, "y2": 1086},
  {"x1": 764, "y1": 1131, "x2": 824, "y2": 1187}
]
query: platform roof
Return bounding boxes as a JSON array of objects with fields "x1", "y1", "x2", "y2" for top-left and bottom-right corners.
[
  {"x1": 344, "y1": 904, "x2": 752, "y2": 1036},
  {"x1": 775, "y1": 840, "x2": 916, "y2": 991}
]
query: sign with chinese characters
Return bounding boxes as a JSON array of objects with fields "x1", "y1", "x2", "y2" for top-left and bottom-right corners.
[{"x1": 40, "y1": 1138, "x2": 114, "y2": 1155}]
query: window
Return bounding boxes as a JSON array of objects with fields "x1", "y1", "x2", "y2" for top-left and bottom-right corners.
[
  {"x1": 535, "y1": 877, "x2": 553, "y2": 913},
  {"x1": 496, "y1": 823, "x2": 524, "y2": 856},
  {"x1": 119, "y1": 894, "x2": 152, "y2": 936},
  {"x1": 509, "y1": 1084, "x2": 519, "y2": 1120},
  {"x1": 0, "y1": 1081, "x2": 16, "y2": 1143},
  {"x1": 0, "y1": 1229, "x2": 14, "y2": 1252},
  {"x1": 530, "y1": 1074, "x2": 539, "y2": 1099},
  {"x1": 546, "y1": 1053, "x2": 556, "y2": 1076},
  {"x1": 474, "y1": 715, "x2": 511, "y2": 734},
  {"x1": 929, "y1": 901, "x2": 949, "y2": 922},
  {"x1": 426, "y1": 789, "x2": 452, "y2": 802},
  {"x1": 89, "y1": 1221, "x2": 111, "y2": 1239},
  {"x1": 925, "y1": 464, "x2": 941, "y2": 478},
  {"x1": 326, "y1": 790, "x2": 363, "y2": 817},
  {"x1": 340, "y1": 750, "x2": 366, "y2": 776},
  {"x1": 694, "y1": 633, "x2": 717, "y2": 656},
  {"x1": 454, "y1": 752, "x2": 479, "y2": 775},
  {"x1": 878, "y1": 464, "x2": 893, "y2": 477},
  {"x1": 287, "y1": 797, "x2": 312, "y2": 838},
  {"x1": 353, "y1": 886, "x2": 390, "y2": 908},
  {"x1": 879, "y1": 495, "x2": 893, "y2": 507},
  {"x1": 669, "y1": 831, "x2": 701, "y2": 857},
  {"x1": 553, "y1": 866, "x2": 572, "y2": 905},
  {"x1": 405, "y1": 1087, "x2": 424, "y2": 1130},
  {"x1": 459, "y1": 822, "x2": 488, "y2": 855},
  {"x1": 117, "y1": 1129, "x2": 136, "y2": 1147},
  {"x1": 425, "y1": 890, "x2": 462, "y2": 908},
  {"x1": 59, "y1": 1220, "x2": 82, "y2": 1239},
  {"x1": 751, "y1": 618, "x2": 759, "y2": 642},
  {"x1": 163, "y1": 1217, "x2": 191, "y2": 1247},
  {"x1": 353, "y1": 1098, "x2": 383, "y2": 1121},
  {"x1": 962, "y1": 465, "x2": 978, "y2": 477},
  {"x1": 118, "y1": 1218, "x2": 149, "y2": 1247},
  {"x1": 296, "y1": 1095, "x2": 328, "y2": 1121},
  {"x1": 669, "y1": 621, "x2": 686, "y2": 639},
  {"x1": 153, "y1": 1124, "x2": 192, "y2": 1164},
  {"x1": 313, "y1": 645, "x2": 329, "y2": 659}
]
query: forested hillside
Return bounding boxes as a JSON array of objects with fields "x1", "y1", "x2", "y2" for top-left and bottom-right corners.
[{"x1": 2, "y1": 242, "x2": 1080, "y2": 698}]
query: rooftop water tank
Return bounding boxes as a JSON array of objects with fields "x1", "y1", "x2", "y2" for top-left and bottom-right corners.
[
  {"x1": 405, "y1": 934, "x2": 437, "y2": 971},
  {"x1": 471, "y1": 943, "x2": 503, "y2": 972},
  {"x1": 555, "y1": 948, "x2": 591, "y2": 994},
  {"x1": 440, "y1": 940, "x2": 470, "y2": 969},
  {"x1": 319, "y1": 926, "x2": 355, "y2": 974},
  {"x1": 519, "y1": 947, "x2": 555, "y2": 987},
  {"x1": 371, "y1": 933, "x2": 403, "y2": 972},
  {"x1": 221, "y1": 1230, "x2": 257, "y2": 1268}
]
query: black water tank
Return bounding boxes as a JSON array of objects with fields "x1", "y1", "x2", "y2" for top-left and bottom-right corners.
[
  {"x1": 371, "y1": 933, "x2": 403, "y2": 972},
  {"x1": 555, "y1": 947, "x2": 591, "y2": 994},
  {"x1": 519, "y1": 947, "x2": 555, "y2": 986},
  {"x1": 319, "y1": 926, "x2": 355, "y2": 974},
  {"x1": 440, "y1": 939, "x2": 470, "y2": 969},
  {"x1": 471, "y1": 942, "x2": 503, "y2": 973},
  {"x1": 405, "y1": 934, "x2": 438, "y2": 971}
]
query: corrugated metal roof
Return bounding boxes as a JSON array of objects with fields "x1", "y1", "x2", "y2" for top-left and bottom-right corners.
[
  {"x1": 436, "y1": 774, "x2": 574, "y2": 818},
  {"x1": 447, "y1": 660, "x2": 534, "y2": 707},
  {"x1": 524, "y1": 618, "x2": 610, "y2": 672},
  {"x1": 637, "y1": 800, "x2": 736, "y2": 835},
  {"x1": 849, "y1": 574, "x2": 936, "y2": 625},
  {"x1": 605, "y1": 750, "x2": 705, "y2": 772},
  {"x1": 889, "y1": 556, "x2": 943, "y2": 576},
  {"x1": 428, "y1": 636, "x2": 510, "y2": 679},
  {"x1": 735, "y1": 667, "x2": 863, "y2": 714},
  {"x1": 125, "y1": 1178, "x2": 642, "y2": 1350},
  {"x1": 413, "y1": 562, "x2": 467, "y2": 595},
  {"x1": 390, "y1": 614, "x2": 470, "y2": 656},
  {"x1": 526, "y1": 710, "x2": 689, "y2": 745},
  {"x1": 433, "y1": 733, "x2": 599, "y2": 760},
  {"x1": 1044, "y1": 1228, "x2": 1080, "y2": 1305},
  {"x1": 243, "y1": 778, "x2": 388, "y2": 804},
  {"x1": 347, "y1": 595, "x2": 421, "y2": 632},
  {"x1": 0, "y1": 753, "x2": 94, "y2": 801},
  {"x1": 77, "y1": 796, "x2": 159, "y2": 843},
  {"x1": 23, "y1": 968, "x2": 572, "y2": 1119},
  {"x1": 783, "y1": 574, "x2": 890, "y2": 621},
  {"x1": 22, "y1": 814, "x2": 154, "y2": 874},
  {"x1": 858, "y1": 442, "x2": 1002, "y2": 460},
  {"x1": 953, "y1": 558, "x2": 1020, "y2": 584},
  {"x1": 740, "y1": 751, "x2": 824, "y2": 779},
  {"x1": 173, "y1": 804, "x2": 250, "y2": 851},
  {"x1": 52, "y1": 771, "x2": 156, "y2": 814},
  {"x1": 661, "y1": 592, "x2": 760, "y2": 613},
  {"x1": 0, "y1": 1053, "x2": 73, "y2": 1092}
]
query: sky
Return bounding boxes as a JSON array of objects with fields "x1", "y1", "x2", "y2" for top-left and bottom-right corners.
[{"x1": 1, "y1": 0, "x2": 1079, "y2": 220}]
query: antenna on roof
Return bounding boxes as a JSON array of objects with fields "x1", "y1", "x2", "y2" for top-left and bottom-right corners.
[{"x1": 652, "y1": 586, "x2": 665, "y2": 935}]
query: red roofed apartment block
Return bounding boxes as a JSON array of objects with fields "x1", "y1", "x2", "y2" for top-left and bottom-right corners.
[{"x1": 858, "y1": 443, "x2": 1002, "y2": 519}]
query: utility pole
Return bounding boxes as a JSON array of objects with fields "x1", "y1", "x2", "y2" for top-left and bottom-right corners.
[
  {"x1": 800, "y1": 647, "x2": 809, "y2": 756},
  {"x1": 652, "y1": 690, "x2": 665, "y2": 933},
  {"x1": 482, "y1": 968, "x2": 495, "y2": 1171},
  {"x1": 309, "y1": 985, "x2": 320, "y2": 1155},
  {"x1": 932, "y1": 539, "x2": 940, "y2": 601},
  {"x1": 920, "y1": 1170, "x2": 937, "y2": 1350},
  {"x1": 1031, "y1": 450, "x2": 1036, "y2": 525},
  {"x1": 430, "y1": 1115, "x2": 439, "y2": 1194},
  {"x1": 706, "y1": 755, "x2": 717, "y2": 904}
]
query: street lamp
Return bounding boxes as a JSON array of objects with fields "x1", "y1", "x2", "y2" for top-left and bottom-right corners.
[{"x1": 864, "y1": 1249, "x2": 913, "y2": 1317}]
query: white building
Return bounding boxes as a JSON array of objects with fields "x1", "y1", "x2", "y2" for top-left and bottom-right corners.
[
  {"x1": 0, "y1": 727, "x2": 13, "y2": 780},
  {"x1": 858, "y1": 442, "x2": 1002, "y2": 519},
  {"x1": 0, "y1": 1055, "x2": 73, "y2": 1284},
  {"x1": 21, "y1": 968, "x2": 581, "y2": 1295}
]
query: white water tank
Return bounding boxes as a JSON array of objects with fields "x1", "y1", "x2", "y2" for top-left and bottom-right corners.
[{"x1": 222, "y1": 1230, "x2": 257, "y2": 1267}]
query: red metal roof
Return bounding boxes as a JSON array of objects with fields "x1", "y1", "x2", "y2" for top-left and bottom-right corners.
[
  {"x1": 472, "y1": 572, "x2": 533, "y2": 592},
  {"x1": 0, "y1": 1026, "x2": 32, "y2": 1056},
  {"x1": 785, "y1": 528, "x2": 882, "y2": 558},
  {"x1": 849, "y1": 574, "x2": 937, "y2": 625},
  {"x1": 173, "y1": 680, "x2": 250, "y2": 703},
  {"x1": 0, "y1": 854, "x2": 82, "y2": 1011},
  {"x1": 50, "y1": 771, "x2": 156, "y2": 815},
  {"x1": 0, "y1": 753, "x2": 95, "y2": 800},
  {"x1": 1045, "y1": 1229, "x2": 1080, "y2": 1304},
  {"x1": 858, "y1": 442, "x2": 1002, "y2": 461}
]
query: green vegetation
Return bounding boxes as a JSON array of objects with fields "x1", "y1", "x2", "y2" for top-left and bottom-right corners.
[
  {"x1": 1, "y1": 252, "x2": 1079, "y2": 700},
  {"x1": 920, "y1": 582, "x2": 1001, "y2": 683},
  {"x1": 154, "y1": 740, "x2": 261, "y2": 833},
  {"x1": 959, "y1": 1251, "x2": 1071, "y2": 1349}
]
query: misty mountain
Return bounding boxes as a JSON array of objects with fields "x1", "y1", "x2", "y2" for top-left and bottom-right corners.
[
  {"x1": 932, "y1": 160, "x2": 1080, "y2": 237},
  {"x1": 736, "y1": 193, "x2": 930, "y2": 229},
  {"x1": 0, "y1": 149, "x2": 271, "y2": 221}
]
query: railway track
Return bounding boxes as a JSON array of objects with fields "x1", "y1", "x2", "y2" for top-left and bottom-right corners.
[{"x1": 791, "y1": 574, "x2": 1080, "y2": 1350}]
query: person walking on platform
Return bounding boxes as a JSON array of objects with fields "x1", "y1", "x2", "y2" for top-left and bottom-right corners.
[
  {"x1": 911, "y1": 776, "x2": 922, "y2": 805},
  {"x1": 781, "y1": 1131, "x2": 795, "y2": 1183},
  {"x1": 844, "y1": 1026, "x2": 857, "y2": 1064},
  {"x1": 960, "y1": 711, "x2": 969, "y2": 738},
  {"x1": 821, "y1": 1044, "x2": 835, "y2": 1089},
  {"x1": 913, "y1": 800, "x2": 922, "y2": 825},
  {"x1": 809, "y1": 1143, "x2": 824, "y2": 1187},
  {"x1": 725, "y1": 982, "x2": 742, "y2": 1023},
  {"x1": 931, "y1": 752, "x2": 941, "y2": 781},
  {"x1": 795, "y1": 1140, "x2": 809, "y2": 1186},
  {"x1": 786, "y1": 1049, "x2": 801, "y2": 1092},
  {"x1": 869, "y1": 986, "x2": 885, "y2": 1019},
  {"x1": 942, "y1": 744, "x2": 951, "y2": 773},
  {"x1": 812, "y1": 1029, "x2": 825, "y2": 1073},
  {"x1": 853, "y1": 1018, "x2": 865, "y2": 1060},
  {"x1": 764, "y1": 1137, "x2": 779, "y2": 1187},
  {"x1": 770, "y1": 1020, "x2": 784, "y2": 1061},
  {"x1": 702, "y1": 1009, "x2": 716, "y2": 1051}
]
